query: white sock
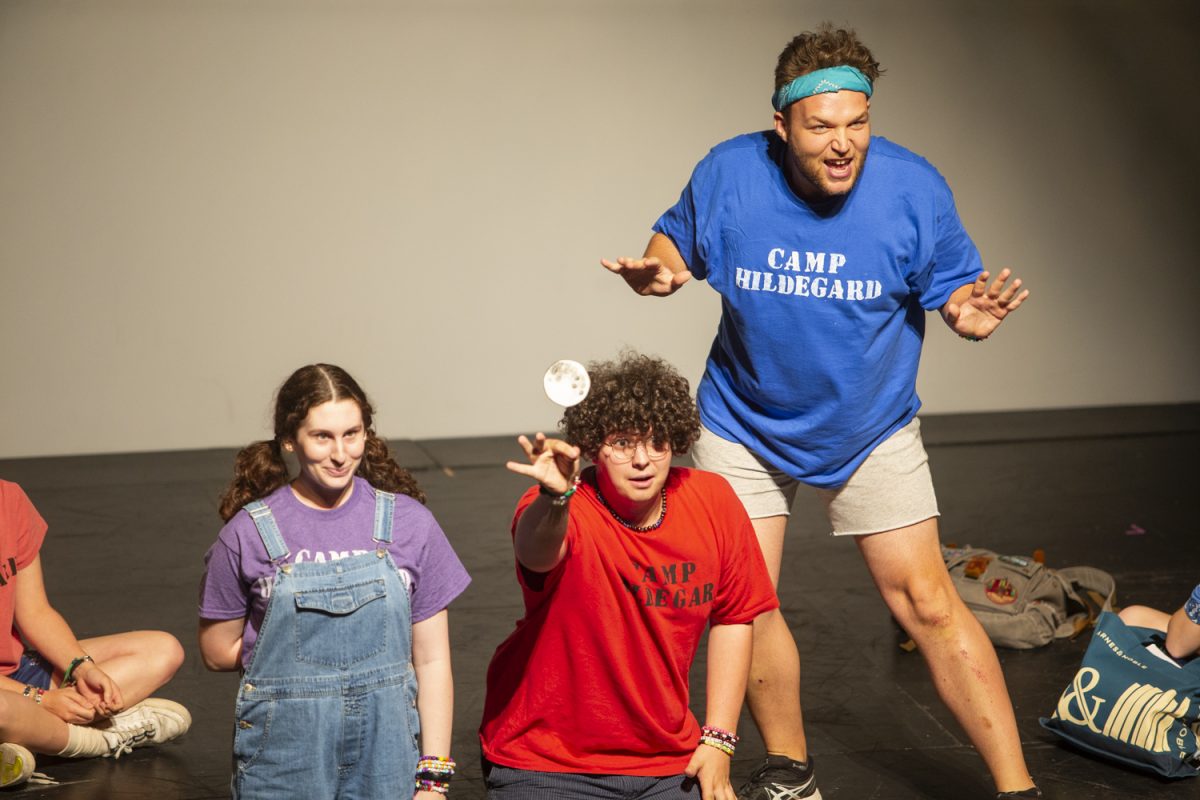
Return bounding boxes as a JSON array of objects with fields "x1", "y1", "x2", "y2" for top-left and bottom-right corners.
[{"x1": 56, "y1": 724, "x2": 112, "y2": 759}]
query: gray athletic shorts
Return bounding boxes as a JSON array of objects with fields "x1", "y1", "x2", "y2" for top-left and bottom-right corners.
[{"x1": 690, "y1": 417, "x2": 939, "y2": 536}]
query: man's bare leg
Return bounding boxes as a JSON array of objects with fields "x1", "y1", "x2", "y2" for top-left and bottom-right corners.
[
  {"x1": 857, "y1": 517, "x2": 1035, "y2": 793},
  {"x1": 745, "y1": 514, "x2": 809, "y2": 761}
]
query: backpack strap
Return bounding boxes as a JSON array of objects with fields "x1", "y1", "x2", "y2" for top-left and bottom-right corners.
[
  {"x1": 1049, "y1": 566, "x2": 1116, "y2": 639},
  {"x1": 1056, "y1": 566, "x2": 1116, "y2": 611}
]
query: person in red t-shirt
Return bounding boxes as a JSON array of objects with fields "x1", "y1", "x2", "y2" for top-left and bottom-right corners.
[
  {"x1": 480, "y1": 352, "x2": 779, "y2": 800},
  {"x1": 0, "y1": 481, "x2": 190, "y2": 788}
]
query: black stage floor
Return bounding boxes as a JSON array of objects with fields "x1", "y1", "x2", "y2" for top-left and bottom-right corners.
[{"x1": 1, "y1": 404, "x2": 1197, "y2": 799}]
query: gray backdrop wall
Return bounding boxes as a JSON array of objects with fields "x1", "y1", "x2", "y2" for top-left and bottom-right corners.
[{"x1": 2, "y1": 0, "x2": 1197, "y2": 459}]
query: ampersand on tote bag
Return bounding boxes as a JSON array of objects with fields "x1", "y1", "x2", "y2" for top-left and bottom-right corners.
[{"x1": 1041, "y1": 611, "x2": 1200, "y2": 778}]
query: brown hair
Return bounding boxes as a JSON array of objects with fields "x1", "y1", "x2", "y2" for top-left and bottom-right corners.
[
  {"x1": 561, "y1": 351, "x2": 701, "y2": 461},
  {"x1": 774, "y1": 23, "x2": 883, "y2": 91},
  {"x1": 218, "y1": 364, "x2": 425, "y2": 521}
]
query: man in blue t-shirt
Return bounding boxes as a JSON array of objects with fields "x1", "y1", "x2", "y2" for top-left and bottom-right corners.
[{"x1": 603, "y1": 23, "x2": 1038, "y2": 800}]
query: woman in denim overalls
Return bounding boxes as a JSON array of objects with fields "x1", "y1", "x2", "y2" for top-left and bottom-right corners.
[{"x1": 199, "y1": 365, "x2": 470, "y2": 799}]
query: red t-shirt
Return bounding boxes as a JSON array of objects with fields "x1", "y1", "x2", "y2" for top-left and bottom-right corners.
[
  {"x1": 479, "y1": 467, "x2": 778, "y2": 775},
  {"x1": 0, "y1": 481, "x2": 49, "y2": 673}
]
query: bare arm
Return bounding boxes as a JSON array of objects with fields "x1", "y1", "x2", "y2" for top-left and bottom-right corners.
[
  {"x1": 412, "y1": 609, "x2": 453, "y2": 792},
  {"x1": 513, "y1": 495, "x2": 572, "y2": 573},
  {"x1": 13, "y1": 555, "x2": 122, "y2": 720},
  {"x1": 601, "y1": 233, "x2": 693, "y2": 297},
  {"x1": 505, "y1": 433, "x2": 580, "y2": 573},
  {"x1": 1166, "y1": 604, "x2": 1200, "y2": 660},
  {"x1": 684, "y1": 622, "x2": 753, "y2": 800},
  {"x1": 198, "y1": 618, "x2": 246, "y2": 672}
]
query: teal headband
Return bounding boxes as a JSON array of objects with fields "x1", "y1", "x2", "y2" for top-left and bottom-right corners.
[{"x1": 771, "y1": 65, "x2": 873, "y2": 111}]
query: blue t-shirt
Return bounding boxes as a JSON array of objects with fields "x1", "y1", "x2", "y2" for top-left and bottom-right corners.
[{"x1": 654, "y1": 132, "x2": 981, "y2": 488}]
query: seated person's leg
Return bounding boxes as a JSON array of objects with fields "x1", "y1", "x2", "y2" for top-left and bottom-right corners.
[
  {"x1": 0, "y1": 690, "x2": 69, "y2": 754},
  {"x1": 1117, "y1": 605, "x2": 1170, "y2": 631},
  {"x1": 73, "y1": 630, "x2": 184, "y2": 706}
]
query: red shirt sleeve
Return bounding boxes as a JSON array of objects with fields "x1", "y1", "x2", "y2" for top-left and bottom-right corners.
[{"x1": 0, "y1": 481, "x2": 48, "y2": 570}]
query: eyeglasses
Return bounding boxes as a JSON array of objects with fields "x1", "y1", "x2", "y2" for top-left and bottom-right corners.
[{"x1": 602, "y1": 435, "x2": 671, "y2": 464}]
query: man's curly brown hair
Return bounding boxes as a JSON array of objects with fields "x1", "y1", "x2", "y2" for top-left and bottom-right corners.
[
  {"x1": 775, "y1": 22, "x2": 884, "y2": 91},
  {"x1": 561, "y1": 351, "x2": 701, "y2": 461}
]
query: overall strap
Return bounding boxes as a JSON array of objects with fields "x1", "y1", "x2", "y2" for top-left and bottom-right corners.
[
  {"x1": 373, "y1": 489, "x2": 396, "y2": 545},
  {"x1": 245, "y1": 500, "x2": 290, "y2": 562}
]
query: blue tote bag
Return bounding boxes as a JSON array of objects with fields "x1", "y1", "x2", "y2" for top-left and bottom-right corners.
[{"x1": 1041, "y1": 611, "x2": 1200, "y2": 778}]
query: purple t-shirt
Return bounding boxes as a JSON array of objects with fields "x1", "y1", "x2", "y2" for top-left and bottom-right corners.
[{"x1": 198, "y1": 476, "x2": 470, "y2": 667}]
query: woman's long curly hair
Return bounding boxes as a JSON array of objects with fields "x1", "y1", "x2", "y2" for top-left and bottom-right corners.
[
  {"x1": 561, "y1": 351, "x2": 701, "y2": 461},
  {"x1": 218, "y1": 364, "x2": 425, "y2": 521}
]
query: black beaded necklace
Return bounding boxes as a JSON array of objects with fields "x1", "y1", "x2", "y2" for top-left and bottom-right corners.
[{"x1": 594, "y1": 484, "x2": 668, "y2": 532}]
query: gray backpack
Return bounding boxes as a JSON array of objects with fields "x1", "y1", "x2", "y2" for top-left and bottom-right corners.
[{"x1": 942, "y1": 546, "x2": 1116, "y2": 649}]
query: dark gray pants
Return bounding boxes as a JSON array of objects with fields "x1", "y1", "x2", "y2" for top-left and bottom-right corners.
[{"x1": 483, "y1": 761, "x2": 699, "y2": 800}]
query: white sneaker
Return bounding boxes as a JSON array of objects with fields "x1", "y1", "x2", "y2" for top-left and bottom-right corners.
[
  {"x1": 98, "y1": 698, "x2": 192, "y2": 756},
  {"x1": 0, "y1": 743, "x2": 34, "y2": 788}
]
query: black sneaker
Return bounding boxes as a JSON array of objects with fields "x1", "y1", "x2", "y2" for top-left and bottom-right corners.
[
  {"x1": 737, "y1": 754, "x2": 821, "y2": 800},
  {"x1": 997, "y1": 788, "x2": 1041, "y2": 799}
]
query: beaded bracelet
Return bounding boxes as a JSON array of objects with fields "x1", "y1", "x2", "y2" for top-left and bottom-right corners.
[
  {"x1": 416, "y1": 755, "x2": 456, "y2": 776},
  {"x1": 22, "y1": 685, "x2": 45, "y2": 704},
  {"x1": 415, "y1": 777, "x2": 450, "y2": 794},
  {"x1": 699, "y1": 725, "x2": 738, "y2": 756},
  {"x1": 539, "y1": 475, "x2": 581, "y2": 507},
  {"x1": 700, "y1": 725, "x2": 739, "y2": 744},
  {"x1": 699, "y1": 736, "x2": 735, "y2": 756},
  {"x1": 62, "y1": 654, "x2": 94, "y2": 686},
  {"x1": 959, "y1": 334, "x2": 986, "y2": 342},
  {"x1": 415, "y1": 755, "x2": 455, "y2": 794}
]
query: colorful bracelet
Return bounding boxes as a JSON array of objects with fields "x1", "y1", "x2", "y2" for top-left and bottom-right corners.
[
  {"x1": 699, "y1": 725, "x2": 738, "y2": 756},
  {"x1": 62, "y1": 654, "x2": 94, "y2": 686},
  {"x1": 700, "y1": 725, "x2": 739, "y2": 744},
  {"x1": 22, "y1": 685, "x2": 45, "y2": 704},
  {"x1": 415, "y1": 777, "x2": 450, "y2": 794},
  {"x1": 959, "y1": 334, "x2": 986, "y2": 342},
  {"x1": 539, "y1": 475, "x2": 581, "y2": 507},
  {"x1": 415, "y1": 755, "x2": 454, "y2": 793},
  {"x1": 699, "y1": 736, "x2": 735, "y2": 756},
  {"x1": 416, "y1": 755, "x2": 456, "y2": 776}
]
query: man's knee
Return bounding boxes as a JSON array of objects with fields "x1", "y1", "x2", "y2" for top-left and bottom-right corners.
[{"x1": 884, "y1": 574, "x2": 961, "y2": 632}]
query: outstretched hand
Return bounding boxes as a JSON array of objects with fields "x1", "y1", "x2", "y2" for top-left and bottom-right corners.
[
  {"x1": 506, "y1": 433, "x2": 580, "y2": 495},
  {"x1": 684, "y1": 744, "x2": 736, "y2": 800},
  {"x1": 942, "y1": 268, "x2": 1030, "y2": 340},
  {"x1": 601, "y1": 256, "x2": 692, "y2": 297}
]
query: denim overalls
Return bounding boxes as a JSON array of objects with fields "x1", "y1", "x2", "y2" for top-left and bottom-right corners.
[{"x1": 232, "y1": 489, "x2": 420, "y2": 799}]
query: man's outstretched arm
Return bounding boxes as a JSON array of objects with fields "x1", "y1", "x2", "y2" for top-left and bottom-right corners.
[
  {"x1": 601, "y1": 233, "x2": 693, "y2": 297},
  {"x1": 941, "y1": 267, "x2": 1030, "y2": 340}
]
